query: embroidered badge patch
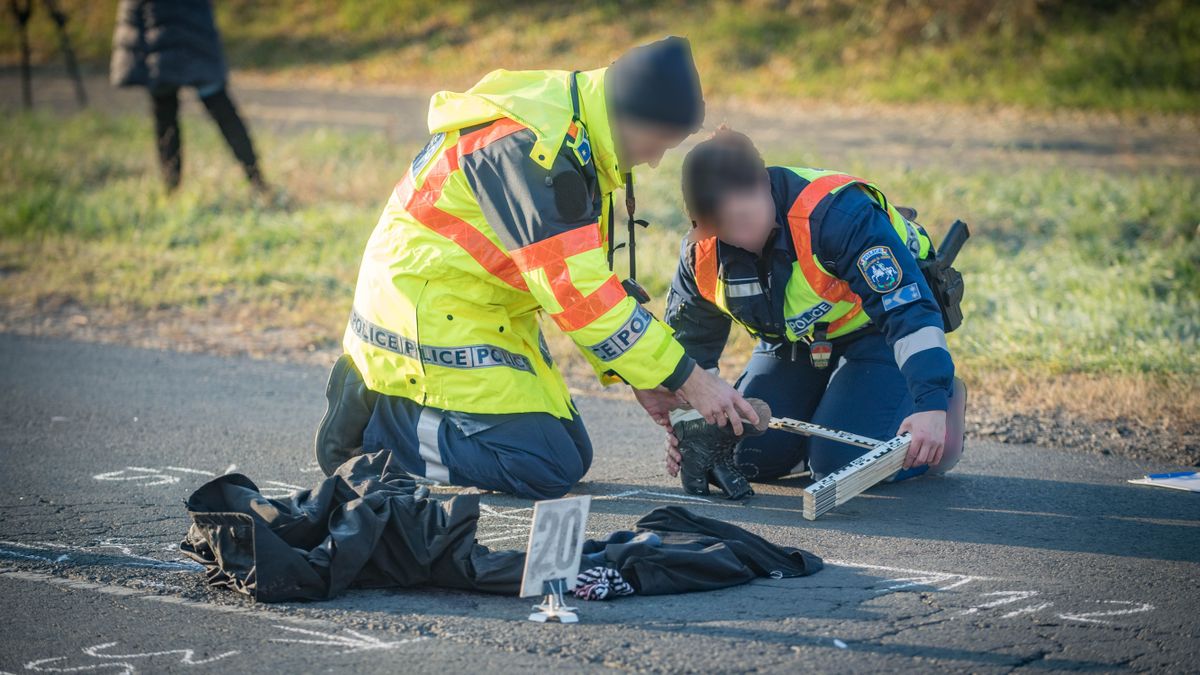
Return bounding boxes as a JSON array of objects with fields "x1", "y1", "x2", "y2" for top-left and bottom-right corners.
[
  {"x1": 570, "y1": 126, "x2": 592, "y2": 166},
  {"x1": 881, "y1": 282, "x2": 921, "y2": 311},
  {"x1": 857, "y1": 246, "x2": 903, "y2": 293},
  {"x1": 411, "y1": 132, "x2": 445, "y2": 176}
]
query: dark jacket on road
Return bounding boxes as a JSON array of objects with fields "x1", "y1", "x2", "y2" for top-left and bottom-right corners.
[
  {"x1": 181, "y1": 450, "x2": 822, "y2": 602},
  {"x1": 111, "y1": 0, "x2": 227, "y2": 89}
]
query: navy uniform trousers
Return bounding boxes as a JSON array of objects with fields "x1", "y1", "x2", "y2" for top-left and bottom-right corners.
[
  {"x1": 361, "y1": 396, "x2": 593, "y2": 501},
  {"x1": 734, "y1": 331, "x2": 964, "y2": 481}
]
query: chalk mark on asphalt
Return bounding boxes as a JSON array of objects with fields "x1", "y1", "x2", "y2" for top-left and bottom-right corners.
[
  {"x1": 270, "y1": 625, "x2": 428, "y2": 654},
  {"x1": 92, "y1": 465, "x2": 304, "y2": 498},
  {"x1": 1058, "y1": 600, "x2": 1156, "y2": 624},
  {"x1": 23, "y1": 642, "x2": 238, "y2": 674},
  {"x1": 0, "y1": 541, "x2": 202, "y2": 572}
]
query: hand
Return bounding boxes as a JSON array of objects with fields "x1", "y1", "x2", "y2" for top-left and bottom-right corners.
[
  {"x1": 665, "y1": 430, "x2": 681, "y2": 477},
  {"x1": 632, "y1": 386, "x2": 682, "y2": 429},
  {"x1": 898, "y1": 410, "x2": 947, "y2": 469},
  {"x1": 633, "y1": 386, "x2": 685, "y2": 477},
  {"x1": 675, "y1": 365, "x2": 759, "y2": 436}
]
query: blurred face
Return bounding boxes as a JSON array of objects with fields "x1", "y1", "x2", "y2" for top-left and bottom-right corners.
[
  {"x1": 693, "y1": 183, "x2": 776, "y2": 254},
  {"x1": 614, "y1": 117, "x2": 691, "y2": 169}
]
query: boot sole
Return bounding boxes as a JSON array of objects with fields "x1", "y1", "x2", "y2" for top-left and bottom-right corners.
[{"x1": 314, "y1": 355, "x2": 354, "y2": 476}]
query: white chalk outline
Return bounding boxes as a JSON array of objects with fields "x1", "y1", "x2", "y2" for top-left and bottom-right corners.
[
  {"x1": 24, "y1": 641, "x2": 237, "y2": 673},
  {"x1": 269, "y1": 625, "x2": 427, "y2": 654}
]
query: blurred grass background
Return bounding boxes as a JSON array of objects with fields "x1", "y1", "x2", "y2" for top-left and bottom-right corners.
[
  {"x1": 1, "y1": 0, "x2": 1197, "y2": 445},
  {"x1": 1, "y1": 113, "x2": 1196, "y2": 430},
  {"x1": 2, "y1": 0, "x2": 1197, "y2": 112}
]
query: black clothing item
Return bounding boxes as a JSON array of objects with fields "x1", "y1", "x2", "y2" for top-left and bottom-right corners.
[
  {"x1": 182, "y1": 450, "x2": 523, "y2": 602},
  {"x1": 587, "y1": 507, "x2": 822, "y2": 595},
  {"x1": 148, "y1": 86, "x2": 261, "y2": 189},
  {"x1": 606, "y1": 36, "x2": 704, "y2": 132},
  {"x1": 181, "y1": 450, "x2": 821, "y2": 602},
  {"x1": 111, "y1": 0, "x2": 228, "y2": 89}
]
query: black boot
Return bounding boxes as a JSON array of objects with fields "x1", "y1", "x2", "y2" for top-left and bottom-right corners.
[
  {"x1": 314, "y1": 355, "x2": 378, "y2": 476},
  {"x1": 672, "y1": 398, "x2": 770, "y2": 500},
  {"x1": 710, "y1": 454, "x2": 754, "y2": 500},
  {"x1": 673, "y1": 409, "x2": 730, "y2": 496}
]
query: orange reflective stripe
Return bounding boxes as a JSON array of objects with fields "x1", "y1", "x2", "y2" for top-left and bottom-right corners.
[
  {"x1": 828, "y1": 298, "x2": 863, "y2": 333},
  {"x1": 693, "y1": 237, "x2": 719, "y2": 304},
  {"x1": 458, "y1": 117, "x2": 527, "y2": 156},
  {"x1": 549, "y1": 276, "x2": 627, "y2": 332},
  {"x1": 510, "y1": 225, "x2": 620, "y2": 331},
  {"x1": 539, "y1": 256, "x2": 625, "y2": 331},
  {"x1": 403, "y1": 148, "x2": 529, "y2": 292},
  {"x1": 509, "y1": 225, "x2": 602, "y2": 271},
  {"x1": 787, "y1": 174, "x2": 862, "y2": 305}
]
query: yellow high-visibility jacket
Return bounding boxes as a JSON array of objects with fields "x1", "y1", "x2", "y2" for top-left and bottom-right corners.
[{"x1": 343, "y1": 68, "x2": 693, "y2": 419}]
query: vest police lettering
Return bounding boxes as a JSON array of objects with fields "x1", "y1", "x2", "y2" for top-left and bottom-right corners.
[
  {"x1": 785, "y1": 301, "x2": 834, "y2": 337},
  {"x1": 349, "y1": 309, "x2": 533, "y2": 374},
  {"x1": 588, "y1": 304, "x2": 653, "y2": 361}
]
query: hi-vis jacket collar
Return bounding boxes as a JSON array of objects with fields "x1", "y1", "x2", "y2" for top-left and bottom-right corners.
[{"x1": 427, "y1": 68, "x2": 624, "y2": 195}]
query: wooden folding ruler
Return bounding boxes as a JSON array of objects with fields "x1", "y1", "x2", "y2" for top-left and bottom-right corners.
[{"x1": 768, "y1": 417, "x2": 911, "y2": 520}]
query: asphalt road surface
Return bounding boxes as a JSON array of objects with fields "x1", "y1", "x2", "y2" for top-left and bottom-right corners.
[{"x1": 0, "y1": 334, "x2": 1197, "y2": 673}]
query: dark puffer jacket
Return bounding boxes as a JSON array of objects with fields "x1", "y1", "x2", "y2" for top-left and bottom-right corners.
[{"x1": 110, "y1": 0, "x2": 228, "y2": 89}]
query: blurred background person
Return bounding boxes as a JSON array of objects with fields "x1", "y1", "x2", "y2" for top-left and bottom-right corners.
[{"x1": 109, "y1": 0, "x2": 265, "y2": 193}]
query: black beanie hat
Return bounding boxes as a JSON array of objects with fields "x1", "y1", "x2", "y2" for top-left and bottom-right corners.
[{"x1": 606, "y1": 36, "x2": 705, "y2": 132}]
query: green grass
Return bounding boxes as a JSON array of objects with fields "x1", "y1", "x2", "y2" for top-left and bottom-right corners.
[
  {"x1": 3, "y1": 0, "x2": 1198, "y2": 113},
  {"x1": 2, "y1": 112, "x2": 1197, "y2": 386}
]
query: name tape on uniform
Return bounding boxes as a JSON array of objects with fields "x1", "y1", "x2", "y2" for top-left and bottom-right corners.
[
  {"x1": 349, "y1": 309, "x2": 533, "y2": 374},
  {"x1": 587, "y1": 305, "x2": 652, "y2": 362}
]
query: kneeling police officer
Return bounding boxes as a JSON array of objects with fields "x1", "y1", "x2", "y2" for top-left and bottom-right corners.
[
  {"x1": 652, "y1": 128, "x2": 968, "y2": 498},
  {"x1": 315, "y1": 38, "x2": 759, "y2": 500}
]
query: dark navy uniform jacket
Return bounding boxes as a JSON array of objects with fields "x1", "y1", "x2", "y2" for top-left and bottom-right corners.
[{"x1": 665, "y1": 167, "x2": 955, "y2": 413}]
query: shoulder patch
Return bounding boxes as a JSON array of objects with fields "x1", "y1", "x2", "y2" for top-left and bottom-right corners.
[
  {"x1": 411, "y1": 132, "x2": 445, "y2": 176},
  {"x1": 857, "y1": 245, "x2": 903, "y2": 293},
  {"x1": 881, "y1": 282, "x2": 921, "y2": 311},
  {"x1": 568, "y1": 124, "x2": 592, "y2": 167}
]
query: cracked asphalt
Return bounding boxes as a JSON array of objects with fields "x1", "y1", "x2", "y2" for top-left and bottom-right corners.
[{"x1": 0, "y1": 334, "x2": 1197, "y2": 673}]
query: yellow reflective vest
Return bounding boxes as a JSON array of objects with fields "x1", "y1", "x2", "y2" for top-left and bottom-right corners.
[{"x1": 344, "y1": 68, "x2": 689, "y2": 418}]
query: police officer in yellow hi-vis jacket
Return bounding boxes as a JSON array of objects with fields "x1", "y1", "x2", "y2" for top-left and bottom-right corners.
[{"x1": 315, "y1": 37, "x2": 759, "y2": 499}]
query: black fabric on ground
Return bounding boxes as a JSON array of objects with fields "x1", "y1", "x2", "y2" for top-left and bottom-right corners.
[
  {"x1": 585, "y1": 508, "x2": 822, "y2": 595},
  {"x1": 181, "y1": 450, "x2": 525, "y2": 602},
  {"x1": 181, "y1": 450, "x2": 822, "y2": 603}
]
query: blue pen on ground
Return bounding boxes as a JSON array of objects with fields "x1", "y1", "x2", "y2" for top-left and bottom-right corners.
[{"x1": 1146, "y1": 471, "x2": 1196, "y2": 479}]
